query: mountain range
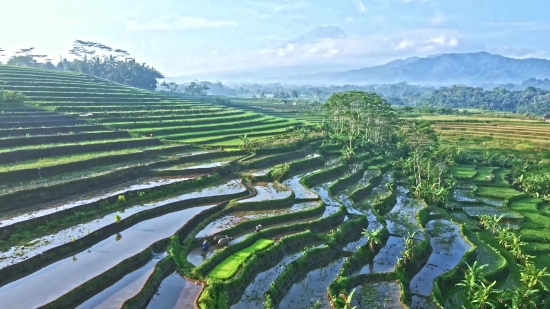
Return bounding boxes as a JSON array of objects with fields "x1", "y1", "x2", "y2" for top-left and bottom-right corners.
[{"x1": 170, "y1": 26, "x2": 550, "y2": 86}]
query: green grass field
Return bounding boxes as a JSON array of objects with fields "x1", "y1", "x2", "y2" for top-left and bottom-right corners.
[{"x1": 208, "y1": 239, "x2": 274, "y2": 279}]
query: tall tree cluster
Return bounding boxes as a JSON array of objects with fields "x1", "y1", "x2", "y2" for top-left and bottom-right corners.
[
  {"x1": 1, "y1": 41, "x2": 164, "y2": 90},
  {"x1": 321, "y1": 91, "x2": 398, "y2": 149}
]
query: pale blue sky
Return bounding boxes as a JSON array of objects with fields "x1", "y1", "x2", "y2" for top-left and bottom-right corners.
[{"x1": 1, "y1": 0, "x2": 550, "y2": 76}]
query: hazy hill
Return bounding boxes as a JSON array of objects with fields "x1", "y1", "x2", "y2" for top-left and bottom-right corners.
[{"x1": 291, "y1": 52, "x2": 550, "y2": 85}]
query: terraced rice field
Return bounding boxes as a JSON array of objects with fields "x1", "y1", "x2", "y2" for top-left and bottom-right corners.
[
  {"x1": 1, "y1": 66, "x2": 545, "y2": 308},
  {"x1": 443, "y1": 163, "x2": 550, "y2": 307},
  {"x1": 0, "y1": 124, "x2": 484, "y2": 309}
]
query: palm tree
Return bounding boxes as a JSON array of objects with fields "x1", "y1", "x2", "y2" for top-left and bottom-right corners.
[{"x1": 362, "y1": 229, "x2": 382, "y2": 252}]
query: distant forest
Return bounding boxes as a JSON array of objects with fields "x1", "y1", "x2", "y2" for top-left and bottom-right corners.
[
  {"x1": 174, "y1": 80, "x2": 550, "y2": 116},
  {"x1": 0, "y1": 41, "x2": 164, "y2": 90}
]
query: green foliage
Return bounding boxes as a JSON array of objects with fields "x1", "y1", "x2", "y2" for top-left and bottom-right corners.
[
  {"x1": 0, "y1": 87, "x2": 27, "y2": 107},
  {"x1": 270, "y1": 163, "x2": 290, "y2": 181},
  {"x1": 321, "y1": 90, "x2": 399, "y2": 150},
  {"x1": 208, "y1": 239, "x2": 274, "y2": 280}
]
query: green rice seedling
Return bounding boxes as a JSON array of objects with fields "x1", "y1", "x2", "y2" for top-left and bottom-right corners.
[{"x1": 208, "y1": 239, "x2": 273, "y2": 279}]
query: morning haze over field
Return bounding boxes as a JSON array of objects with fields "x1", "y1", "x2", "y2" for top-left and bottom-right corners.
[{"x1": 1, "y1": 1, "x2": 550, "y2": 309}]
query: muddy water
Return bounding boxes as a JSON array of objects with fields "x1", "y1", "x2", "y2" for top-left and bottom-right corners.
[
  {"x1": 283, "y1": 172, "x2": 320, "y2": 200},
  {"x1": 146, "y1": 272, "x2": 201, "y2": 309},
  {"x1": 360, "y1": 171, "x2": 392, "y2": 205},
  {"x1": 0, "y1": 205, "x2": 214, "y2": 309},
  {"x1": 0, "y1": 180, "x2": 246, "y2": 269},
  {"x1": 385, "y1": 186, "x2": 426, "y2": 238},
  {"x1": 195, "y1": 202, "x2": 319, "y2": 238},
  {"x1": 342, "y1": 236, "x2": 368, "y2": 253},
  {"x1": 237, "y1": 182, "x2": 292, "y2": 203},
  {"x1": 350, "y1": 281, "x2": 404, "y2": 309},
  {"x1": 77, "y1": 252, "x2": 168, "y2": 309},
  {"x1": 0, "y1": 176, "x2": 197, "y2": 227},
  {"x1": 311, "y1": 181, "x2": 341, "y2": 207},
  {"x1": 351, "y1": 262, "x2": 374, "y2": 276},
  {"x1": 365, "y1": 209, "x2": 384, "y2": 232},
  {"x1": 410, "y1": 295, "x2": 438, "y2": 309},
  {"x1": 277, "y1": 256, "x2": 347, "y2": 309},
  {"x1": 409, "y1": 219, "x2": 471, "y2": 300},
  {"x1": 373, "y1": 236, "x2": 405, "y2": 273},
  {"x1": 231, "y1": 251, "x2": 305, "y2": 309}
]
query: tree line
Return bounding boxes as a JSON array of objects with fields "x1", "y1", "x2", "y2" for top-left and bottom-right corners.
[
  {"x1": 0, "y1": 41, "x2": 164, "y2": 90},
  {"x1": 185, "y1": 80, "x2": 550, "y2": 116}
]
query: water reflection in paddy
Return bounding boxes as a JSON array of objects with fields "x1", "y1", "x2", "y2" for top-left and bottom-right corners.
[
  {"x1": 0, "y1": 180, "x2": 245, "y2": 269},
  {"x1": 195, "y1": 202, "x2": 320, "y2": 238}
]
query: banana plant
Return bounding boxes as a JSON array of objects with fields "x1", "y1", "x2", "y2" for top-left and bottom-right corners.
[
  {"x1": 362, "y1": 229, "x2": 382, "y2": 252},
  {"x1": 339, "y1": 288, "x2": 357, "y2": 309},
  {"x1": 457, "y1": 261, "x2": 488, "y2": 300}
]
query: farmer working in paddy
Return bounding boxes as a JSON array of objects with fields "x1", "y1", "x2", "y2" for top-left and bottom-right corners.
[
  {"x1": 255, "y1": 224, "x2": 262, "y2": 233},
  {"x1": 202, "y1": 240, "x2": 209, "y2": 253}
]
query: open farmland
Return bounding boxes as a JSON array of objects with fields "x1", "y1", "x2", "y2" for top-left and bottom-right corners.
[{"x1": 421, "y1": 115, "x2": 550, "y2": 159}]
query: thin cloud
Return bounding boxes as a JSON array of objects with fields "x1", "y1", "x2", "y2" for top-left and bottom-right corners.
[
  {"x1": 430, "y1": 13, "x2": 446, "y2": 26},
  {"x1": 354, "y1": 0, "x2": 367, "y2": 13},
  {"x1": 126, "y1": 16, "x2": 237, "y2": 31},
  {"x1": 273, "y1": 2, "x2": 310, "y2": 12}
]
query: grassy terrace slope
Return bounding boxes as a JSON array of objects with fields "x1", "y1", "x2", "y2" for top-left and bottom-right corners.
[
  {"x1": 0, "y1": 66, "x2": 303, "y2": 146},
  {"x1": 0, "y1": 65, "x2": 302, "y2": 191}
]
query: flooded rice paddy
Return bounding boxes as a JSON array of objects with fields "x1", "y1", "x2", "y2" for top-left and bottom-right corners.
[
  {"x1": 0, "y1": 205, "x2": 213, "y2": 308},
  {"x1": 351, "y1": 281, "x2": 404, "y2": 309},
  {"x1": 77, "y1": 252, "x2": 168, "y2": 309},
  {"x1": 195, "y1": 202, "x2": 319, "y2": 238},
  {"x1": 147, "y1": 272, "x2": 201, "y2": 309},
  {"x1": 237, "y1": 182, "x2": 292, "y2": 203},
  {"x1": 409, "y1": 220, "x2": 471, "y2": 299},
  {"x1": 1, "y1": 152, "x2": 504, "y2": 309},
  {"x1": 0, "y1": 175, "x2": 196, "y2": 227},
  {"x1": 0, "y1": 180, "x2": 245, "y2": 268},
  {"x1": 277, "y1": 256, "x2": 347, "y2": 309}
]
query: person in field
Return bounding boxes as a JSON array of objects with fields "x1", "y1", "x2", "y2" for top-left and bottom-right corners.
[
  {"x1": 201, "y1": 240, "x2": 209, "y2": 253},
  {"x1": 255, "y1": 224, "x2": 262, "y2": 233}
]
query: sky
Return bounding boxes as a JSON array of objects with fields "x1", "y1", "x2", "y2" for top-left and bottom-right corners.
[{"x1": 1, "y1": 0, "x2": 550, "y2": 77}]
